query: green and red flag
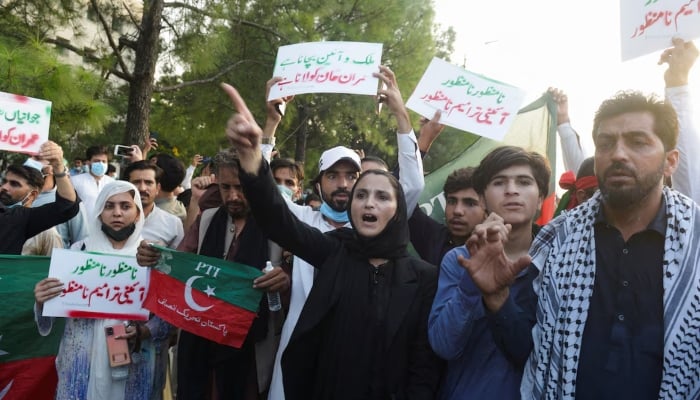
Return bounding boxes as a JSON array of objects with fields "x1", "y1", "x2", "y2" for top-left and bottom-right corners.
[
  {"x1": 0, "y1": 255, "x2": 64, "y2": 400},
  {"x1": 419, "y1": 92, "x2": 558, "y2": 225},
  {"x1": 143, "y1": 245, "x2": 264, "y2": 348}
]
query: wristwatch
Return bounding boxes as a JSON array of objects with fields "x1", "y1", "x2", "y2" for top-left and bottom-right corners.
[
  {"x1": 261, "y1": 136, "x2": 275, "y2": 145},
  {"x1": 53, "y1": 170, "x2": 68, "y2": 178}
]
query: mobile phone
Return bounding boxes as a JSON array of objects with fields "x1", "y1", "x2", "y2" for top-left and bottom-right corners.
[
  {"x1": 275, "y1": 102, "x2": 286, "y2": 117},
  {"x1": 105, "y1": 324, "x2": 131, "y2": 367},
  {"x1": 149, "y1": 131, "x2": 159, "y2": 140},
  {"x1": 114, "y1": 145, "x2": 133, "y2": 157}
]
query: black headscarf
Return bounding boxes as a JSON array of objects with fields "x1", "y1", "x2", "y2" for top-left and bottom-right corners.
[{"x1": 329, "y1": 170, "x2": 409, "y2": 260}]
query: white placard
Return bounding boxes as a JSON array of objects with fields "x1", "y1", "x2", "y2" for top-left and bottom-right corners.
[
  {"x1": 620, "y1": 0, "x2": 700, "y2": 61},
  {"x1": 268, "y1": 41, "x2": 383, "y2": 100},
  {"x1": 0, "y1": 91, "x2": 51, "y2": 155},
  {"x1": 43, "y1": 249, "x2": 150, "y2": 321},
  {"x1": 405, "y1": 58, "x2": 526, "y2": 141}
]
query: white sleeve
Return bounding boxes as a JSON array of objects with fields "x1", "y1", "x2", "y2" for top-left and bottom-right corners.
[
  {"x1": 181, "y1": 165, "x2": 195, "y2": 190},
  {"x1": 397, "y1": 130, "x2": 425, "y2": 217},
  {"x1": 557, "y1": 122, "x2": 586, "y2": 173},
  {"x1": 667, "y1": 85, "x2": 700, "y2": 202}
]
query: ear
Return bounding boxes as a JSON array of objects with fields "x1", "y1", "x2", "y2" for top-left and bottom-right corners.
[{"x1": 663, "y1": 149, "x2": 679, "y2": 177}]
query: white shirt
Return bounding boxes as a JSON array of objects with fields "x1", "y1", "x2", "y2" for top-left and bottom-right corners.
[
  {"x1": 141, "y1": 205, "x2": 185, "y2": 249},
  {"x1": 70, "y1": 173, "x2": 114, "y2": 218}
]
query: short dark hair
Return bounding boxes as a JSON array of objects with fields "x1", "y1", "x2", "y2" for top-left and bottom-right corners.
[
  {"x1": 6, "y1": 164, "x2": 44, "y2": 190},
  {"x1": 443, "y1": 167, "x2": 476, "y2": 195},
  {"x1": 472, "y1": 146, "x2": 551, "y2": 197},
  {"x1": 361, "y1": 155, "x2": 389, "y2": 171},
  {"x1": 86, "y1": 145, "x2": 109, "y2": 160},
  {"x1": 304, "y1": 192, "x2": 321, "y2": 206},
  {"x1": 576, "y1": 157, "x2": 595, "y2": 179},
  {"x1": 123, "y1": 160, "x2": 163, "y2": 183},
  {"x1": 107, "y1": 164, "x2": 117, "y2": 174},
  {"x1": 593, "y1": 90, "x2": 678, "y2": 151},
  {"x1": 270, "y1": 158, "x2": 304, "y2": 182},
  {"x1": 154, "y1": 154, "x2": 186, "y2": 192}
]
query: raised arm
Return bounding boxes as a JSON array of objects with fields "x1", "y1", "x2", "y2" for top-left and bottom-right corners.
[
  {"x1": 660, "y1": 38, "x2": 700, "y2": 202},
  {"x1": 374, "y1": 65, "x2": 425, "y2": 214},
  {"x1": 221, "y1": 83, "x2": 334, "y2": 266},
  {"x1": 548, "y1": 87, "x2": 586, "y2": 172}
]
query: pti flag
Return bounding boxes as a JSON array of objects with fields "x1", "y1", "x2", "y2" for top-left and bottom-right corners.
[
  {"x1": 0, "y1": 255, "x2": 65, "y2": 400},
  {"x1": 143, "y1": 245, "x2": 264, "y2": 348}
]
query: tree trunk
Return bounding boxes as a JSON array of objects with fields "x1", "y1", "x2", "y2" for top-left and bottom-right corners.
[{"x1": 123, "y1": 0, "x2": 164, "y2": 147}]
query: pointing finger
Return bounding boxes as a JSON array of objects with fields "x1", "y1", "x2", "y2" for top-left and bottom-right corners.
[{"x1": 221, "y1": 83, "x2": 255, "y2": 122}]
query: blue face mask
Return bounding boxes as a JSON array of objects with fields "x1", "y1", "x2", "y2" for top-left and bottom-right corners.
[
  {"x1": 90, "y1": 161, "x2": 107, "y2": 177},
  {"x1": 277, "y1": 184, "x2": 294, "y2": 201},
  {"x1": 319, "y1": 201, "x2": 349, "y2": 223}
]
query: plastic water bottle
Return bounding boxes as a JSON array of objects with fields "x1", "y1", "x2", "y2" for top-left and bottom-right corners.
[{"x1": 263, "y1": 261, "x2": 282, "y2": 312}]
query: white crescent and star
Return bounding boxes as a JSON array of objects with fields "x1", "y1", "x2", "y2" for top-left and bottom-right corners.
[{"x1": 184, "y1": 276, "x2": 214, "y2": 312}]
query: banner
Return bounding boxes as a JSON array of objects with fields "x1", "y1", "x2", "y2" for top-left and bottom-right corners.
[
  {"x1": 143, "y1": 245, "x2": 264, "y2": 348},
  {"x1": 0, "y1": 255, "x2": 64, "y2": 400}
]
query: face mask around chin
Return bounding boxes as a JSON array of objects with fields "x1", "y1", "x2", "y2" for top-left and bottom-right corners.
[
  {"x1": 2, "y1": 191, "x2": 32, "y2": 208},
  {"x1": 277, "y1": 184, "x2": 294, "y2": 200}
]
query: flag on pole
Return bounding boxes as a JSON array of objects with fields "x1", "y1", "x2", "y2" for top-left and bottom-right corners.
[
  {"x1": 418, "y1": 92, "x2": 558, "y2": 225},
  {"x1": 0, "y1": 255, "x2": 64, "y2": 400},
  {"x1": 143, "y1": 245, "x2": 264, "y2": 348}
]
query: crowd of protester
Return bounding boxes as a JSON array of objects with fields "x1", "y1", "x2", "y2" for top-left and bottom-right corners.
[{"x1": 1, "y1": 38, "x2": 699, "y2": 399}]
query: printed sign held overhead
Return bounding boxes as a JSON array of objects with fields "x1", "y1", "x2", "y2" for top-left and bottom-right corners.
[
  {"x1": 406, "y1": 58, "x2": 526, "y2": 141},
  {"x1": 0, "y1": 91, "x2": 51, "y2": 154},
  {"x1": 268, "y1": 41, "x2": 383, "y2": 100},
  {"x1": 620, "y1": 0, "x2": 700, "y2": 61}
]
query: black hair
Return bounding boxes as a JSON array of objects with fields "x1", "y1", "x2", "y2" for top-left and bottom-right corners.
[
  {"x1": 443, "y1": 167, "x2": 476, "y2": 195},
  {"x1": 593, "y1": 90, "x2": 678, "y2": 151},
  {"x1": 361, "y1": 155, "x2": 389, "y2": 171},
  {"x1": 6, "y1": 164, "x2": 44, "y2": 190},
  {"x1": 154, "y1": 154, "x2": 186, "y2": 192},
  {"x1": 86, "y1": 145, "x2": 109, "y2": 160},
  {"x1": 270, "y1": 158, "x2": 304, "y2": 182},
  {"x1": 576, "y1": 157, "x2": 595, "y2": 179},
  {"x1": 472, "y1": 146, "x2": 551, "y2": 197},
  {"x1": 122, "y1": 160, "x2": 164, "y2": 183}
]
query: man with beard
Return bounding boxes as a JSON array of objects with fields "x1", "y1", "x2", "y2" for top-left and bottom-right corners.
[
  {"x1": 260, "y1": 66, "x2": 426, "y2": 399},
  {"x1": 124, "y1": 160, "x2": 184, "y2": 248},
  {"x1": 137, "y1": 149, "x2": 289, "y2": 399},
  {"x1": 463, "y1": 90, "x2": 700, "y2": 399},
  {"x1": 0, "y1": 141, "x2": 79, "y2": 254},
  {"x1": 0, "y1": 164, "x2": 64, "y2": 255}
]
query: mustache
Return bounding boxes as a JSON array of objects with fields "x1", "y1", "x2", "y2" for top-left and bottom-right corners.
[
  {"x1": 603, "y1": 162, "x2": 636, "y2": 178},
  {"x1": 331, "y1": 189, "x2": 351, "y2": 197}
]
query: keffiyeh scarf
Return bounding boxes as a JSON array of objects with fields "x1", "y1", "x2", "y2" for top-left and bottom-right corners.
[{"x1": 522, "y1": 187, "x2": 700, "y2": 399}]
